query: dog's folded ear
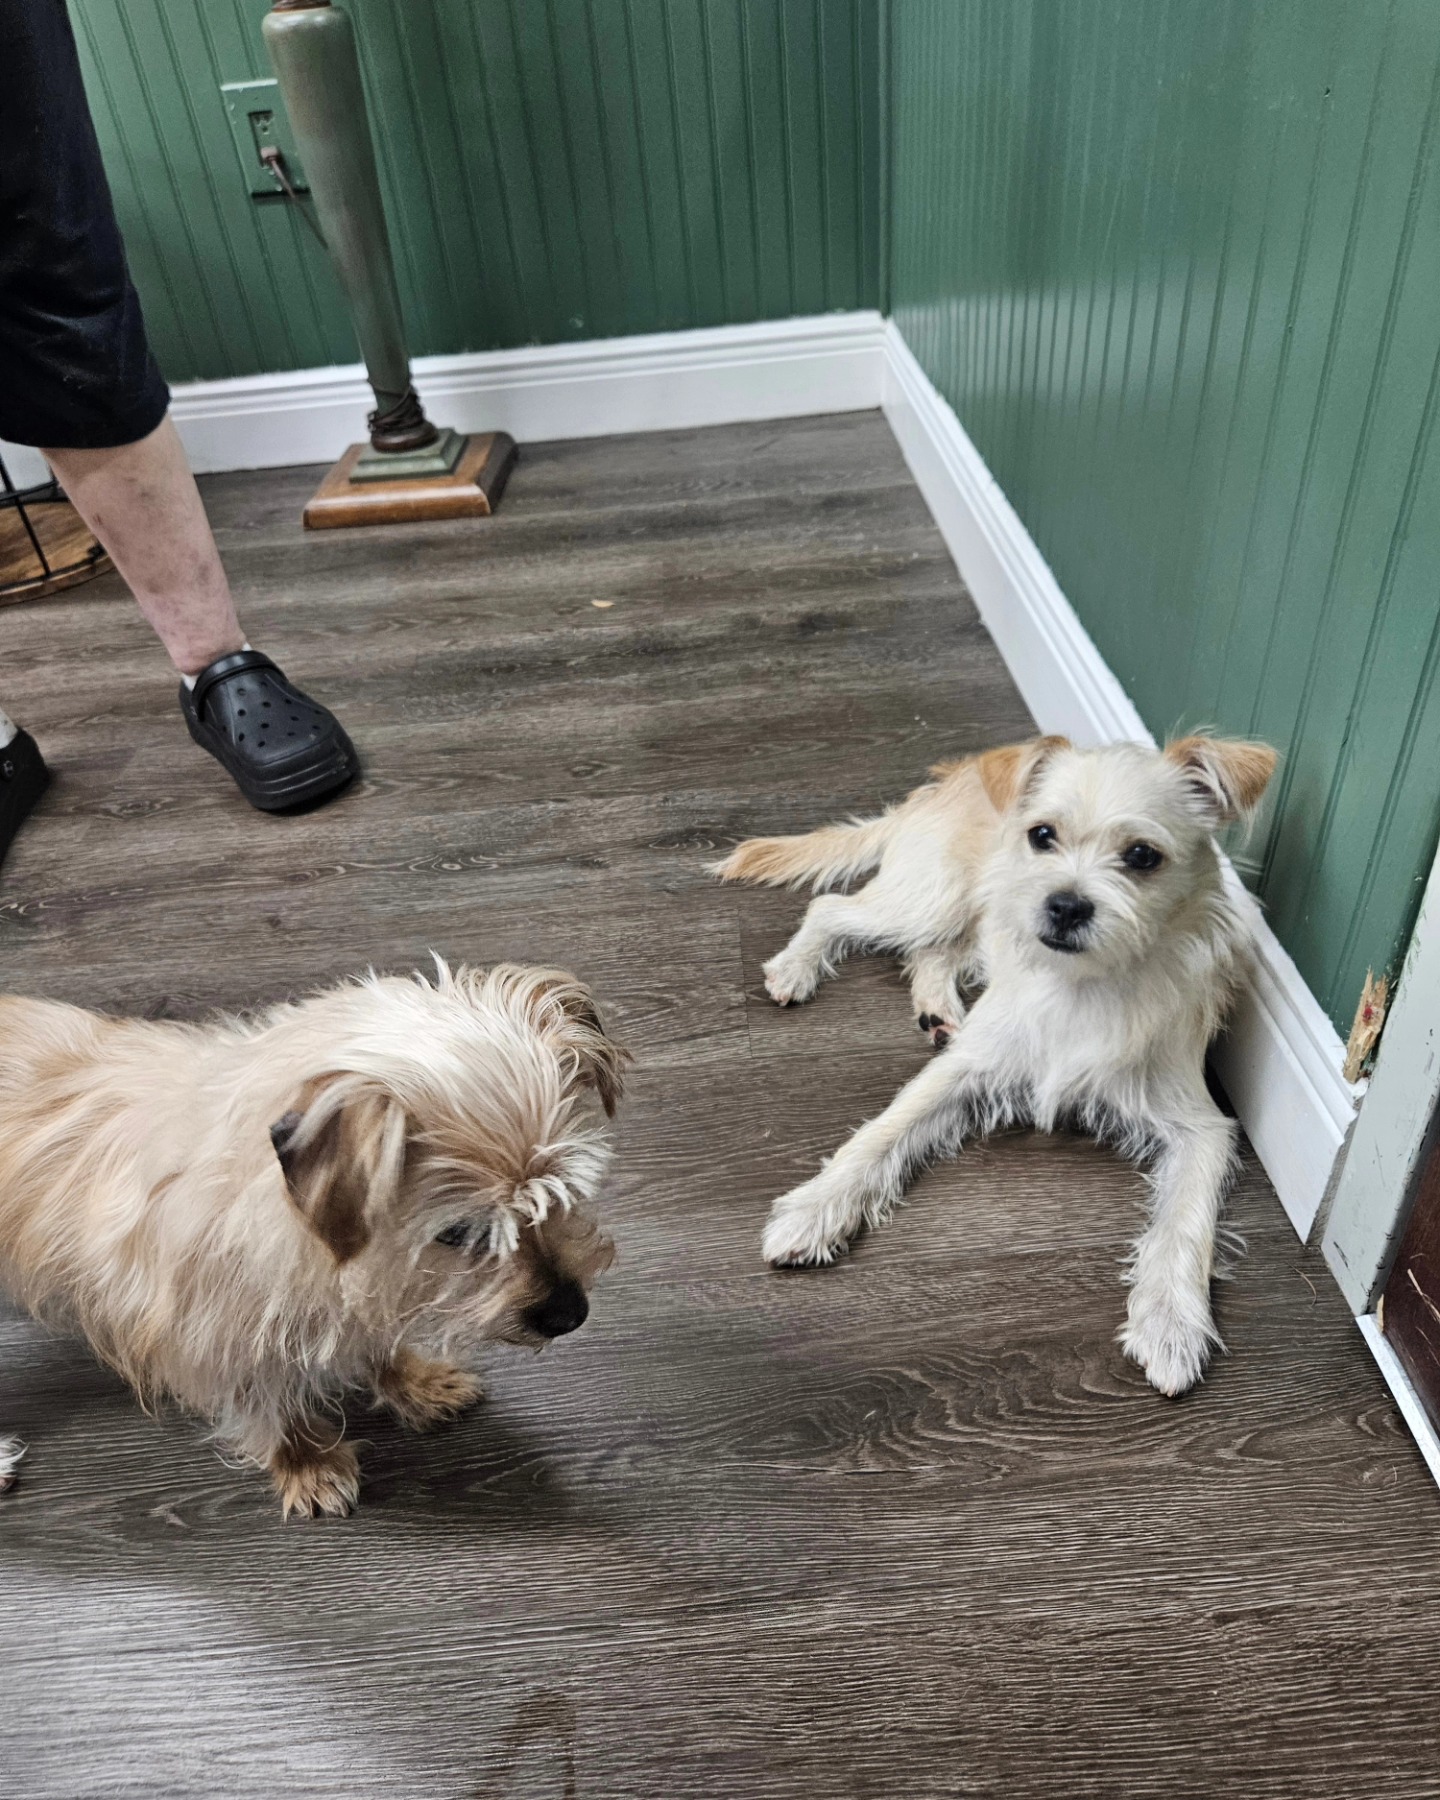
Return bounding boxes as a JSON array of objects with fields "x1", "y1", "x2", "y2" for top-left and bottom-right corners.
[
  {"x1": 974, "y1": 735, "x2": 1071, "y2": 813},
  {"x1": 270, "y1": 1078, "x2": 408, "y2": 1263},
  {"x1": 1164, "y1": 735, "x2": 1278, "y2": 825},
  {"x1": 524, "y1": 971, "x2": 630, "y2": 1117}
]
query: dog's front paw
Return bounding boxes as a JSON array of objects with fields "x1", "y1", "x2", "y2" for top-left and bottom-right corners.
[
  {"x1": 762, "y1": 950, "x2": 821, "y2": 1008},
  {"x1": 916, "y1": 1010, "x2": 963, "y2": 1051},
  {"x1": 1120, "y1": 1301, "x2": 1219, "y2": 1397},
  {"x1": 273, "y1": 1440, "x2": 361, "y2": 1520},
  {"x1": 377, "y1": 1354, "x2": 485, "y2": 1432},
  {"x1": 761, "y1": 1178, "x2": 857, "y2": 1268},
  {"x1": 0, "y1": 1435, "x2": 24, "y2": 1493}
]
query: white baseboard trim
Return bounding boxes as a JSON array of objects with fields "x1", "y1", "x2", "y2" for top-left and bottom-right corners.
[
  {"x1": 0, "y1": 440, "x2": 49, "y2": 488},
  {"x1": 1356, "y1": 1315, "x2": 1440, "y2": 1490},
  {"x1": 880, "y1": 319, "x2": 1358, "y2": 1238},
  {"x1": 167, "y1": 312, "x2": 888, "y2": 475},
  {"x1": 880, "y1": 324, "x2": 1152, "y2": 748}
]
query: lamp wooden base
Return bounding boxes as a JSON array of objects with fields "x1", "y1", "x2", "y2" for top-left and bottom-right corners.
[{"x1": 302, "y1": 431, "x2": 517, "y2": 530}]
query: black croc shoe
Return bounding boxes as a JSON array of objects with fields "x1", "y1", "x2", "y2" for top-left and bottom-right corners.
[
  {"x1": 0, "y1": 724, "x2": 50, "y2": 872},
  {"x1": 180, "y1": 650, "x2": 359, "y2": 812}
]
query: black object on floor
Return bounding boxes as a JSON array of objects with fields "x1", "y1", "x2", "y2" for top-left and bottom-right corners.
[
  {"x1": 180, "y1": 649, "x2": 358, "y2": 812},
  {"x1": 0, "y1": 725, "x2": 49, "y2": 872}
]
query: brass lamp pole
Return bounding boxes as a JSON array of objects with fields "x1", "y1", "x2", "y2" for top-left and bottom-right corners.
[{"x1": 263, "y1": 0, "x2": 514, "y2": 527}]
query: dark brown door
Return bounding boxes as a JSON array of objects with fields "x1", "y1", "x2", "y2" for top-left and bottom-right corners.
[{"x1": 1382, "y1": 1123, "x2": 1440, "y2": 1431}]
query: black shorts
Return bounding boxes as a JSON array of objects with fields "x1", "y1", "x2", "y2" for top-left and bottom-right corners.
[{"x1": 0, "y1": 0, "x2": 169, "y2": 449}]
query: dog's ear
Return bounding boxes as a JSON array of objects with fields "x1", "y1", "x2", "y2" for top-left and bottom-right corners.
[
  {"x1": 270, "y1": 1078, "x2": 408, "y2": 1263},
  {"x1": 527, "y1": 972, "x2": 630, "y2": 1118},
  {"x1": 1164, "y1": 735, "x2": 1278, "y2": 825},
  {"x1": 974, "y1": 735, "x2": 1070, "y2": 813}
]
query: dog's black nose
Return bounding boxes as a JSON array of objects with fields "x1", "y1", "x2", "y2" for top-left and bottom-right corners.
[
  {"x1": 1044, "y1": 890, "x2": 1095, "y2": 932},
  {"x1": 524, "y1": 1280, "x2": 589, "y2": 1339}
]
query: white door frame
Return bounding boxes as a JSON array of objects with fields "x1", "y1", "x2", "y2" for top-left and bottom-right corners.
[{"x1": 1323, "y1": 839, "x2": 1440, "y2": 1311}]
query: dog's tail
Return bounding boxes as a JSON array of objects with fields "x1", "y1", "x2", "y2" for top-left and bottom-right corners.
[{"x1": 709, "y1": 813, "x2": 894, "y2": 892}]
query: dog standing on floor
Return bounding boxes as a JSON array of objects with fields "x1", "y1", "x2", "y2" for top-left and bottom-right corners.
[
  {"x1": 713, "y1": 733, "x2": 1277, "y2": 1396},
  {"x1": 0, "y1": 962, "x2": 624, "y2": 1515}
]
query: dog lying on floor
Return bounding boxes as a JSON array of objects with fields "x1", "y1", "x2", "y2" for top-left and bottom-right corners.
[
  {"x1": 0, "y1": 962, "x2": 624, "y2": 1516},
  {"x1": 713, "y1": 733, "x2": 1277, "y2": 1397}
]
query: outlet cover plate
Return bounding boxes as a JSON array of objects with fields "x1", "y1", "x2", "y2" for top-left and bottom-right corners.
[{"x1": 221, "y1": 79, "x2": 308, "y2": 198}]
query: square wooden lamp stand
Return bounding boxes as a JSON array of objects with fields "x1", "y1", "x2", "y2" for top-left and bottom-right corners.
[{"x1": 302, "y1": 428, "x2": 517, "y2": 530}]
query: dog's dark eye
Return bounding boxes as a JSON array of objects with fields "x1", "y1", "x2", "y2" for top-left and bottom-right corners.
[
  {"x1": 1028, "y1": 824, "x2": 1058, "y2": 852},
  {"x1": 1122, "y1": 842, "x2": 1163, "y2": 872},
  {"x1": 434, "y1": 1221, "x2": 475, "y2": 1250}
]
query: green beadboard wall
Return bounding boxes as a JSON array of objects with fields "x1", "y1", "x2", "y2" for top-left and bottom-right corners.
[
  {"x1": 890, "y1": 0, "x2": 1440, "y2": 1036},
  {"x1": 70, "y1": 0, "x2": 882, "y2": 380}
]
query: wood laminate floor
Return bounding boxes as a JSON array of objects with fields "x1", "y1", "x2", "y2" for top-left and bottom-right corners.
[{"x1": 0, "y1": 415, "x2": 1436, "y2": 1799}]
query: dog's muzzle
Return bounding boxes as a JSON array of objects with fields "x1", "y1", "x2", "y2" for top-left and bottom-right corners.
[
  {"x1": 1039, "y1": 889, "x2": 1094, "y2": 953},
  {"x1": 523, "y1": 1280, "x2": 590, "y2": 1338}
]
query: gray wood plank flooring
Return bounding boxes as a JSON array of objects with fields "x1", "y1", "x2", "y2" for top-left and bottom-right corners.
[{"x1": 0, "y1": 414, "x2": 1436, "y2": 1799}]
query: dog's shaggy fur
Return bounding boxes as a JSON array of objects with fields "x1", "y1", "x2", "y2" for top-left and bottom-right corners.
[
  {"x1": 0, "y1": 962, "x2": 625, "y2": 1515},
  {"x1": 713, "y1": 734, "x2": 1277, "y2": 1396}
]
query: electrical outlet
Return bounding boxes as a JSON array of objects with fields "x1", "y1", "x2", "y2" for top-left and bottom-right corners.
[{"x1": 221, "y1": 79, "x2": 308, "y2": 198}]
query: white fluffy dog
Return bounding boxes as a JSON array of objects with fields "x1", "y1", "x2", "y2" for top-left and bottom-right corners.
[
  {"x1": 714, "y1": 733, "x2": 1277, "y2": 1396},
  {"x1": 0, "y1": 962, "x2": 624, "y2": 1515}
]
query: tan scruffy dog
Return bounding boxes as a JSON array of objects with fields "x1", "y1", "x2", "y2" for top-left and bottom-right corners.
[
  {"x1": 0, "y1": 962, "x2": 625, "y2": 1516},
  {"x1": 714, "y1": 734, "x2": 1277, "y2": 1398}
]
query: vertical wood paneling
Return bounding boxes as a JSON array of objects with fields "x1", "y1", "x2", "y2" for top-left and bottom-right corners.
[
  {"x1": 68, "y1": 0, "x2": 881, "y2": 377},
  {"x1": 891, "y1": 0, "x2": 1440, "y2": 1034}
]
